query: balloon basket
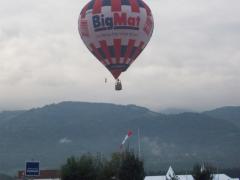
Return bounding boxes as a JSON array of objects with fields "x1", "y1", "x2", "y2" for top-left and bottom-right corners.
[{"x1": 115, "y1": 79, "x2": 122, "y2": 91}]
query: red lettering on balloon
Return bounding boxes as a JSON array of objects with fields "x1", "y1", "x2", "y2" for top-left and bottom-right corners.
[{"x1": 114, "y1": 13, "x2": 127, "y2": 26}]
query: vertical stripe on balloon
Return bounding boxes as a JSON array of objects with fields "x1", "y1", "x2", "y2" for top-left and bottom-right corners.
[
  {"x1": 90, "y1": 43, "x2": 107, "y2": 65},
  {"x1": 129, "y1": 0, "x2": 140, "y2": 13},
  {"x1": 129, "y1": 47, "x2": 137, "y2": 59},
  {"x1": 129, "y1": 41, "x2": 145, "y2": 64},
  {"x1": 114, "y1": 39, "x2": 121, "y2": 63},
  {"x1": 136, "y1": 0, "x2": 144, "y2": 8},
  {"x1": 123, "y1": 39, "x2": 135, "y2": 65},
  {"x1": 97, "y1": 48, "x2": 106, "y2": 59},
  {"x1": 80, "y1": 3, "x2": 89, "y2": 18},
  {"x1": 102, "y1": 0, "x2": 111, "y2": 6},
  {"x1": 92, "y1": 0, "x2": 102, "y2": 14},
  {"x1": 100, "y1": 40, "x2": 113, "y2": 64},
  {"x1": 88, "y1": 0, "x2": 95, "y2": 11},
  {"x1": 109, "y1": 46, "x2": 115, "y2": 58},
  {"x1": 120, "y1": 46, "x2": 127, "y2": 63},
  {"x1": 121, "y1": 46, "x2": 127, "y2": 57},
  {"x1": 142, "y1": 1, "x2": 151, "y2": 16},
  {"x1": 112, "y1": 0, "x2": 121, "y2": 11},
  {"x1": 121, "y1": 0, "x2": 130, "y2": 6}
]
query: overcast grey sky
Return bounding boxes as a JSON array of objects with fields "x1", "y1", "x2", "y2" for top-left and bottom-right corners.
[{"x1": 0, "y1": 0, "x2": 240, "y2": 111}]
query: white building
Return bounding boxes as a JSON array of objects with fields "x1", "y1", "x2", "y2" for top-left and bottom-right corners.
[{"x1": 145, "y1": 166, "x2": 239, "y2": 180}]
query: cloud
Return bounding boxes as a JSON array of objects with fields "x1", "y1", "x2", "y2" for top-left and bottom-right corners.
[
  {"x1": 142, "y1": 137, "x2": 178, "y2": 157},
  {"x1": 59, "y1": 137, "x2": 72, "y2": 144},
  {"x1": 142, "y1": 137, "x2": 162, "y2": 156}
]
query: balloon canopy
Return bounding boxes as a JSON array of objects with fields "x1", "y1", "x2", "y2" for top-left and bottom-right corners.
[{"x1": 78, "y1": 0, "x2": 154, "y2": 79}]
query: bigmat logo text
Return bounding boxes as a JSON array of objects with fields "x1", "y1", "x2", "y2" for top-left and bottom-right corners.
[{"x1": 92, "y1": 13, "x2": 140, "y2": 32}]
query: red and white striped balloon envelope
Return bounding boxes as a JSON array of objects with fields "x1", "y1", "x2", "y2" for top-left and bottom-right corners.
[{"x1": 78, "y1": 0, "x2": 154, "y2": 80}]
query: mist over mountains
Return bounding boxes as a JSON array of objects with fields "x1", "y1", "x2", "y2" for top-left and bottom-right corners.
[{"x1": 0, "y1": 102, "x2": 239, "y2": 174}]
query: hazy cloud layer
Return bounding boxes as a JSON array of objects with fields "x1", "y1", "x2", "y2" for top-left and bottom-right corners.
[{"x1": 0, "y1": 0, "x2": 240, "y2": 111}]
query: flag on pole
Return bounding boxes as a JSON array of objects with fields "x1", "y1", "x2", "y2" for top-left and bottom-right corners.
[{"x1": 120, "y1": 130, "x2": 133, "y2": 149}]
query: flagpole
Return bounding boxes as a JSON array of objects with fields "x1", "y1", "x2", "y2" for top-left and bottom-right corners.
[{"x1": 138, "y1": 128, "x2": 141, "y2": 158}]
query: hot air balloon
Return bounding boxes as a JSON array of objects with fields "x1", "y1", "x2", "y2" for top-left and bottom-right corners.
[{"x1": 78, "y1": 0, "x2": 154, "y2": 90}]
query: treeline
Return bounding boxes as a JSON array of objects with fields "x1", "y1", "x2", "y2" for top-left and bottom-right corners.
[
  {"x1": 61, "y1": 151, "x2": 240, "y2": 180},
  {"x1": 61, "y1": 150, "x2": 144, "y2": 180},
  {"x1": 1, "y1": 153, "x2": 240, "y2": 180}
]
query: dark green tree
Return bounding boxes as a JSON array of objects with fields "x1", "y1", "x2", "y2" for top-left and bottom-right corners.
[
  {"x1": 192, "y1": 163, "x2": 215, "y2": 180},
  {"x1": 118, "y1": 150, "x2": 145, "y2": 180},
  {"x1": 98, "y1": 152, "x2": 122, "y2": 180},
  {"x1": 61, "y1": 156, "x2": 79, "y2": 180},
  {"x1": 61, "y1": 154, "x2": 98, "y2": 180}
]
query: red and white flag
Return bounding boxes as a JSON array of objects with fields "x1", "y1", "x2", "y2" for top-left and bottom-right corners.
[{"x1": 120, "y1": 130, "x2": 133, "y2": 149}]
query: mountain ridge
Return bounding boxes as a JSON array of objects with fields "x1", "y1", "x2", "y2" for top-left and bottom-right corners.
[
  {"x1": 0, "y1": 102, "x2": 239, "y2": 174},
  {"x1": 203, "y1": 106, "x2": 240, "y2": 127}
]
